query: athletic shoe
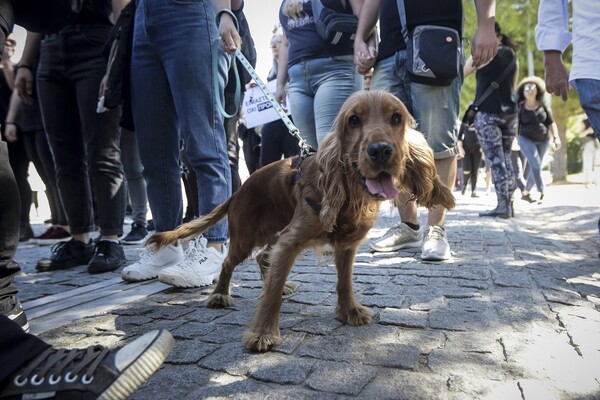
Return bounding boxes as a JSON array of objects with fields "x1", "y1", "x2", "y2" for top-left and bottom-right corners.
[
  {"x1": 1, "y1": 296, "x2": 29, "y2": 332},
  {"x1": 158, "y1": 237, "x2": 224, "y2": 288},
  {"x1": 421, "y1": 225, "x2": 451, "y2": 261},
  {"x1": 0, "y1": 329, "x2": 174, "y2": 400},
  {"x1": 88, "y1": 241, "x2": 128, "y2": 274},
  {"x1": 36, "y1": 239, "x2": 94, "y2": 272},
  {"x1": 121, "y1": 222, "x2": 149, "y2": 245},
  {"x1": 35, "y1": 226, "x2": 71, "y2": 246},
  {"x1": 121, "y1": 242, "x2": 184, "y2": 282},
  {"x1": 369, "y1": 222, "x2": 424, "y2": 252},
  {"x1": 19, "y1": 223, "x2": 34, "y2": 243}
]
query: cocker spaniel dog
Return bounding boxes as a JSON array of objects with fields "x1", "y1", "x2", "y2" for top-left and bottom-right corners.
[{"x1": 147, "y1": 90, "x2": 455, "y2": 352}]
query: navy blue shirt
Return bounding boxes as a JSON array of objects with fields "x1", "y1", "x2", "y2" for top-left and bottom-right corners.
[
  {"x1": 378, "y1": 0, "x2": 463, "y2": 62},
  {"x1": 279, "y1": 0, "x2": 354, "y2": 67}
]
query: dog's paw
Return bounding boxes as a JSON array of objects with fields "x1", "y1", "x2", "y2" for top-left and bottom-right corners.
[
  {"x1": 206, "y1": 293, "x2": 235, "y2": 308},
  {"x1": 283, "y1": 281, "x2": 298, "y2": 295},
  {"x1": 336, "y1": 304, "x2": 372, "y2": 326},
  {"x1": 242, "y1": 330, "x2": 282, "y2": 352}
]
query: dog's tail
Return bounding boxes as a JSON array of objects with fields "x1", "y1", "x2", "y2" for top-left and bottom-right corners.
[{"x1": 145, "y1": 197, "x2": 232, "y2": 251}]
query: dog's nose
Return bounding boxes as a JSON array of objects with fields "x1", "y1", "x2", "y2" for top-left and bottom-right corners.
[{"x1": 367, "y1": 142, "x2": 393, "y2": 165}]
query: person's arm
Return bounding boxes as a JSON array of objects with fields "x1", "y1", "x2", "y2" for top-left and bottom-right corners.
[
  {"x1": 111, "y1": 0, "x2": 129, "y2": 21},
  {"x1": 1, "y1": 48, "x2": 14, "y2": 89},
  {"x1": 3, "y1": 89, "x2": 22, "y2": 143},
  {"x1": 535, "y1": 0, "x2": 571, "y2": 101},
  {"x1": 549, "y1": 121, "x2": 561, "y2": 149},
  {"x1": 14, "y1": 31, "x2": 42, "y2": 105},
  {"x1": 354, "y1": 0, "x2": 381, "y2": 76},
  {"x1": 275, "y1": 31, "x2": 289, "y2": 107},
  {"x1": 211, "y1": 0, "x2": 242, "y2": 53},
  {"x1": 471, "y1": 0, "x2": 497, "y2": 69}
]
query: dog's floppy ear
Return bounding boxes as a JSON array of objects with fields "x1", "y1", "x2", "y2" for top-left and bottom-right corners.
[
  {"x1": 316, "y1": 119, "x2": 347, "y2": 232},
  {"x1": 402, "y1": 130, "x2": 456, "y2": 210}
]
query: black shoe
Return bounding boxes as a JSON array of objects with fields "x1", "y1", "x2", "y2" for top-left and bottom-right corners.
[
  {"x1": 537, "y1": 193, "x2": 544, "y2": 204},
  {"x1": 19, "y1": 223, "x2": 34, "y2": 242},
  {"x1": 36, "y1": 239, "x2": 94, "y2": 272},
  {"x1": 0, "y1": 329, "x2": 174, "y2": 400},
  {"x1": 471, "y1": 192, "x2": 479, "y2": 198},
  {"x1": 147, "y1": 219, "x2": 155, "y2": 231},
  {"x1": 0, "y1": 296, "x2": 29, "y2": 332},
  {"x1": 121, "y1": 222, "x2": 149, "y2": 245},
  {"x1": 88, "y1": 241, "x2": 127, "y2": 274},
  {"x1": 521, "y1": 193, "x2": 536, "y2": 203}
]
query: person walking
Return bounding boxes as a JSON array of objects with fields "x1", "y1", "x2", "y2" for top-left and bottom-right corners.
[
  {"x1": 354, "y1": 0, "x2": 498, "y2": 260},
  {"x1": 464, "y1": 22, "x2": 519, "y2": 219},
  {"x1": 515, "y1": 76, "x2": 560, "y2": 204}
]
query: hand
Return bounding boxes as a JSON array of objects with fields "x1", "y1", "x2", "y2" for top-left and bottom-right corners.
[
  {"x1": 354, "y1": 38, "x2": 377, "y2": 75},
  {"x1": 98, "y1": 75, "x2": 108, "y2": 98},
  {"x1": 456, "y1": 141, "x2": 465, "y2": 159},
  {"x1": 470, "y1": 20, "x2": 498, "y2": 69},
  {"x1": 4, "y1": 123, "x2": 17, "y2": 142},
  {"x1": 543, "y1": 51, "x2": 570, "y2": 101},
  {"x1": 553, "y1": 138, "x2": 562, "y2": 150},
  {"x1": 218, "y1": 12, "x2": 241, "y2": 54},
  {"x1": 275, "y1": 85, "x2": 287, "y2": 108},
  {"x1": 15, "y1": 67, "x2": 35, "y2": 105}
]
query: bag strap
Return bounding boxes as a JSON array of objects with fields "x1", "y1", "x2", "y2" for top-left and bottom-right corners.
[
  {"x1": 472, "y1": 55, "x2": 516, "y2": 108},
  {"x1": 396, "y1": 0, "x2": 410, "y2": 44}
]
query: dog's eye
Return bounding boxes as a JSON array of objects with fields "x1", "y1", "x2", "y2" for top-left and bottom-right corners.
[
  {"x1": 348, "y1": 115, "x2": 361, "y2": 128},
  {"x1": 391, "y1": 112, "x2": 402, "y2": 126}
]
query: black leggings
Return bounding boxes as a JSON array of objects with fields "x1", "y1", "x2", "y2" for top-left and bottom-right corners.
[
  {"x1": 260, "y1": 119, "x2": 299, "y2": 167},
  {"x1": 4, "y1": 136, "x2": 31, "y2": 225},
  {"x1": 462, "y1": 148, "x2": 483, "y2": 192}
]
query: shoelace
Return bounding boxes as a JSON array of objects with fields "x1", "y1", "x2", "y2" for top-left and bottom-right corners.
[
  {"x1": 13, "y1": 346, "x2": 110, "y2": 387},
  {"x1": 49, "y1": 240, "x2": 70, "y2": 255},
  {"x1": 137, "y1": 247, "x2": 155, "y2": 263},
  {"x1": 427, "y1": 227, "x2": 444, "y2": 242},
  {"x1": 180, "y1": 238, "x2": 209, "y2": 269},
  {"x1": 94, "y1": 241, "x2": 112, "y2": 257}
]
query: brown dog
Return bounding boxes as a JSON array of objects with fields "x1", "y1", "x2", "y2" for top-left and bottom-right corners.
[{"x1": 147, "y1": 90, "x2": 455, "y2": 352}]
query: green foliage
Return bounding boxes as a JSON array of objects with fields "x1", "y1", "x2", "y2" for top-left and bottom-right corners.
[{"x1": 567, "y1": 135, "x2": 583, "y2": 174}]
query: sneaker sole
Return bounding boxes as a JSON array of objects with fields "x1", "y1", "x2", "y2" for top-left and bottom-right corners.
[
  {"x1": 98, "y1": 330, "x2": 174, "y2": 400},
  {"x1": 368, "y1": 239, "x2": 423, "y2": 252},
  {"x1": 421, "y1": 251, "x2": 452, "y2": 262},
  {"x1": 88, "y1": 259, "x2": 128, "y2": 274},
  {"x1": 121, "y1": 238, "x2": 148, "y2": 245},
  {"x1": 158, "y1": 272, "x2": 218, "y2": 288},
  {"x1": 36, "y1": 259, "x2": 91, "y2": 272}
]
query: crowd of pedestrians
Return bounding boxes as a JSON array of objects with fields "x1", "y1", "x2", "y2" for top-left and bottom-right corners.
[{"x1": 0, "y1": 0, "x2": 599, "y2": 398}]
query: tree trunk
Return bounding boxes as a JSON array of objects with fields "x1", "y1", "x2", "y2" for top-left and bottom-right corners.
[{"x1": 551, "y1": 119, "x2": 568, "y2": 182}]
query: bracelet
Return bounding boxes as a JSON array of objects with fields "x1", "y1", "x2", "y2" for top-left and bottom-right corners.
[
  {"x1": 215, "y1": 9, "x2": 239, "y2": 31},
  {"x1": 15, "y1": 64, "x2": 32, "y2": 72}
]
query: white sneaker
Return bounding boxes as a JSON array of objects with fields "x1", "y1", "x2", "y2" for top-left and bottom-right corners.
[
  {"x1": 369, "y1": 222, "x2": 424, "y2": 252},
  {"x1": 158, "y1": 237, "x2": 225, "y2": 288},
  {"x1": 421, "y1": 225, "x2": 451, "y2": 261},
  {"x1": 121, "y1": 242, "x2": 184, "y2": 282}
]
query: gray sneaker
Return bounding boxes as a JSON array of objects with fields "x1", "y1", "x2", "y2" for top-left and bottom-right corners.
[
  {"x1": 369, "y1": 222, "x2": 424, "y2": 252},
  {"x1": 421, "y1": 225, "x2": 451, "y2": 261}
]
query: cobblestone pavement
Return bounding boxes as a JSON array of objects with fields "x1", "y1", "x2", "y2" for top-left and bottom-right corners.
[{"x1": 13, "y1": 181, "x2": 600, "y2": 399}]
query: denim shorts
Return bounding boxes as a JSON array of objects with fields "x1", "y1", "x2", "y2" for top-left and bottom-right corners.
[{"x1": 371, "y1": 50, "x2": 462, "y2": 159}]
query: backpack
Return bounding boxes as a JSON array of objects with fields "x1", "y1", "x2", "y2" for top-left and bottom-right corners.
[
  {"x1": 14, "y1": 0, "x2": 84, "y2": 34},
  {"x1": 311, "y1": 0, "x2": 357, "y2": 46}
]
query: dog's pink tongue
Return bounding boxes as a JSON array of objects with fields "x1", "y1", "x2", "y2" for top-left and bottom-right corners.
[{"x1": 365, "y1": 173, "x2": 399, "y2": 200}]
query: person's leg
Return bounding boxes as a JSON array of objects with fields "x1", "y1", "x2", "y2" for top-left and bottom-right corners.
[
  {"x1": 260, "y1": 120, "x2": 282, "y2": 167},
  {"x1": 36, "y1": 34, "x2": 95, "y2": 270},
  {"x1": 0, "y1": 141, "x2": 25, "y2": 330},
  {"x1": 180, "y1": 147, "x2": 199, "y2": 220},
  {"x1": 462, "y1": 151, "x2": 473, "y2": 194},
  {"x1": 572, "y1": 79, "x2": 600, "y2": 141},
  {"x1": 287, "y1": 63, "x2": 318, "y2": 149},
  {"x1": 224, "y1": 76, "x2": 242, "y2": 193},
  {"x1": 518, "y1": 135, "x2": 544, "y2": 194},
  {"x1": 311, "y1": 55, "x2": 362, "y2": 145},
  {"x1": 471, "y1": 149, "x2": 483, "y2": 194},
  {"x1": 120, "y1": 128, "x2": 149, "y2": 244},
  {"x1": 6, "y1": 138, "x2": 33, "y2": 241}
]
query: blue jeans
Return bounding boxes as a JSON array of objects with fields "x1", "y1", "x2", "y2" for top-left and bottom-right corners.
[
  {"x1": 371, "y1": 51, "x2": 461, "y2": 159},
  {"x1": 131, "y1": 0, "x2": 231, "y2": 241},
  {"x1": 572, "y1": 79, "x2": 600, "y2": 141},
  {"x1": 37, "y1": 24, "x2": 126, "y2": 236},
  {"x1": 287, "y1": 55, "x2": 361, "y2": 148},
  {"x1": 517, "y1": 135, "x2": 550, "y2": 193}
]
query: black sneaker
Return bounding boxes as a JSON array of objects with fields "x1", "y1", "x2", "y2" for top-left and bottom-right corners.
[
  {"x1": 0, "y1": 296, "x2": 29, "y2": 332},
  {"x1": 0, "y1": 329, "x2": 174, "y2": 400},
  {"x1": 19, "y1": 223, "x2": 34, "y2": 242},
  {"x1": 147, "y1": 219, "x2": 155, "y2": 231},
  {"x1": 88, "y1": 241, "x2": 127, "y2": 274},
  {"x1": 121, "y1": 222, "x2": 149, "y2": 245},
  {"x1": 36, "y1": 240, "x2": 94, "y2": 272}
]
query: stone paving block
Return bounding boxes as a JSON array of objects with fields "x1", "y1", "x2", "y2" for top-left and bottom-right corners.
[
  {"x1": 275, "y1": 331, "x2": 307, "y2": 355},
  {"x1": 379, "y1": 307, "x2": 428, "y2": 328},
  {"x1": 248, "y1": 353, "x2": 314, "y2": 384},
  {"x1": 427, "y1": 348, "x2": 507, "y2": 381},
  {"x1": 429, "y1": 298, "x2": 498, "y2": 332},
  {"x1": 518, "y1": 379, "x2": 563, "y2": 400},
  {"x1": 171, "y1": 321, "x2": 217, "y2": 339},
  {"x1": 304, "y1": 360, "x2": 377, "y2": 395},
  {"x1": 145, "y1": 304, "x2": 196, "y2": 320},
  {"x1": 167, "y1": 339, "x2": 220, "y2": 364},
  {"x1": 198, "y1": 342, "x2": 267, "y2": 376},
  {"x1": 446, "y1": 376, "x2": 522, "y2": 400},
  {"x1": 288, "y1": 291, "x2": 333, "y2": 306},
  {"x1": 360, "y1": 369, "x2": 449, "y2": 400},
  {"x1": 357, "y1": 293, "x2": 406, "y2": 308},
  {"x1": 291, "y1": 316, "x2": 343, "y2": 335},
  {"x1": 129, "y1": 365, "x2": 212, "y2": 400},
  {"x1": 491, "y1": 266, "x2": 533, "y2": 288},
  {"x1": 197, "y1": 324, "x2": 245, "y2": 345},
  {"x1": 179, "y1": 305, "x2": 234, "y2": 323}
]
